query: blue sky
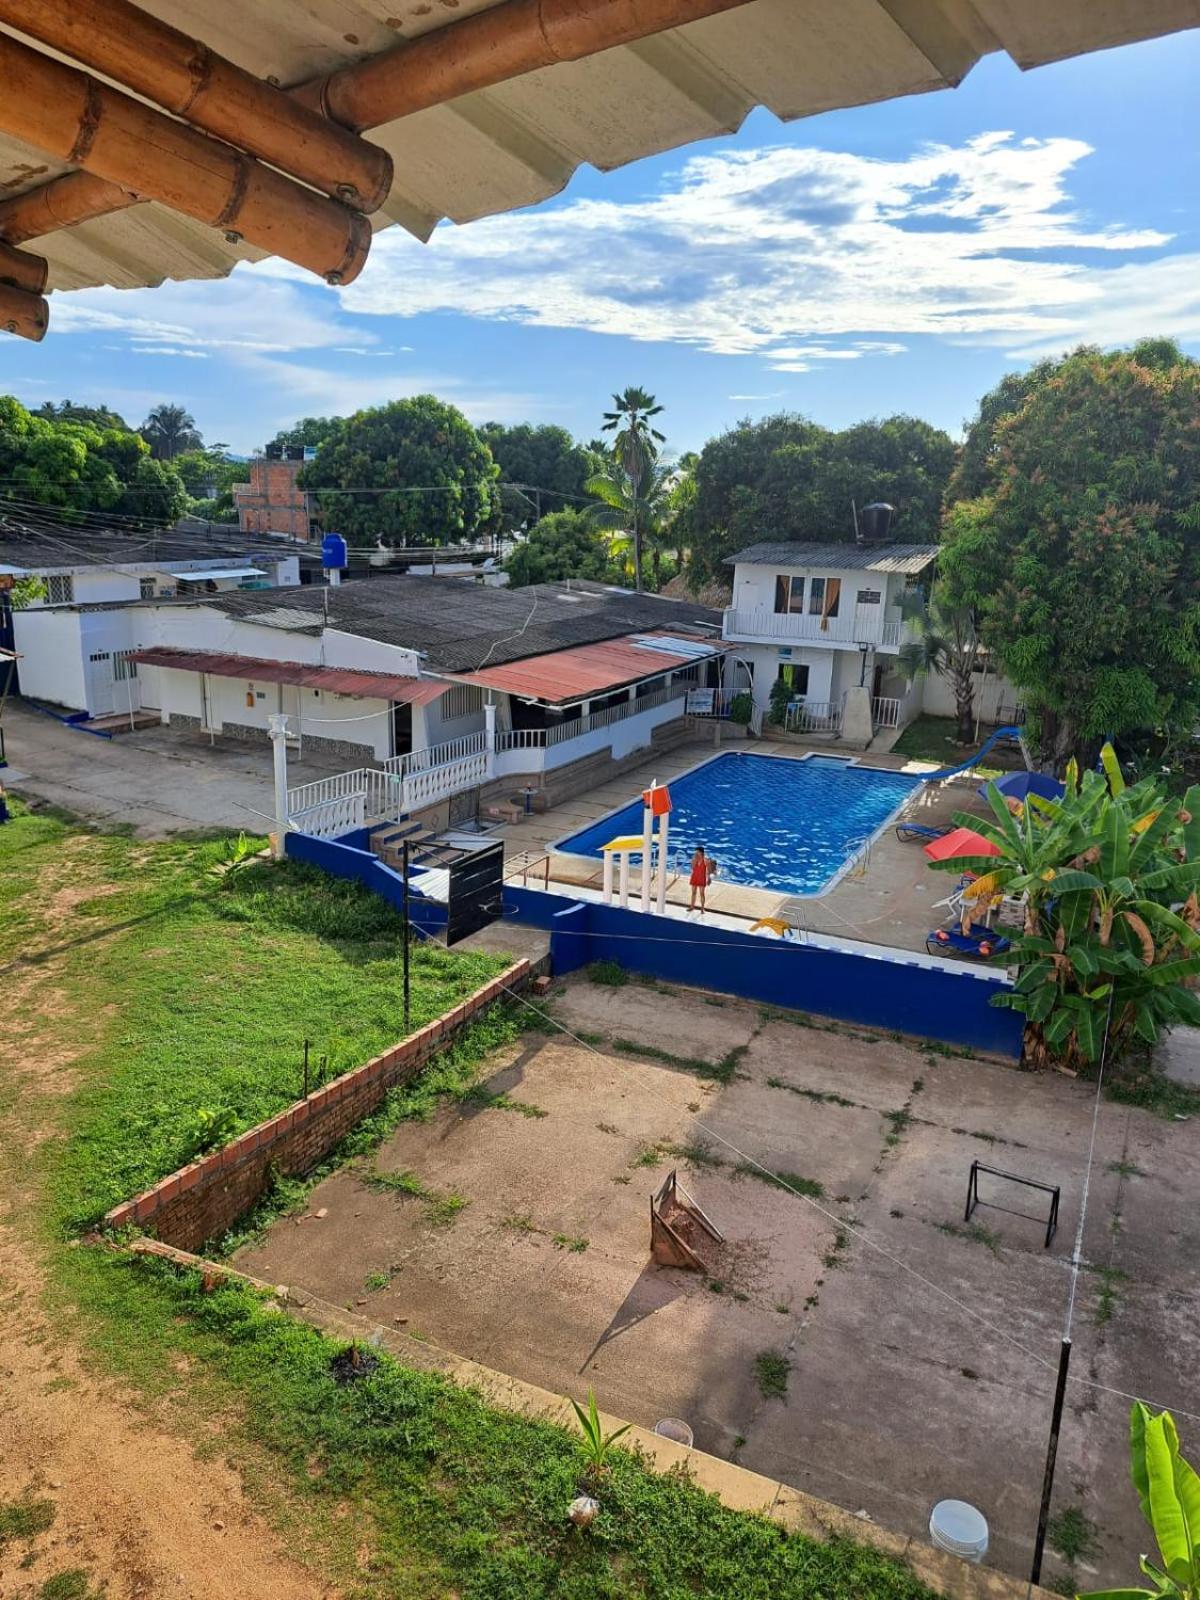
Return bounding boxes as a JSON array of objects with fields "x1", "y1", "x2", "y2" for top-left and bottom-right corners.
[{"x1": 2, "y1": 29, "x2": 1198, "y2": 457}]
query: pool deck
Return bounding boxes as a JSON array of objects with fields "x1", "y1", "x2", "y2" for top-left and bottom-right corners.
[{"x1": 498, "y1": 736, "x2": 987, "y2": 956}]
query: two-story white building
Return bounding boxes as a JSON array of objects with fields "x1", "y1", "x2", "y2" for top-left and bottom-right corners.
[{"x1": 721, "y1": 540, "x2": 939, "y2": 734}]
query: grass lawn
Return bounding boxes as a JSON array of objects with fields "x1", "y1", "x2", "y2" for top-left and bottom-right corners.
[
  {"x1": 891, "y1": 715, "x2": 1021, "y2": 774},
  {"x1": 2, "y1": 803, "x2": 939, "y2": 1599}
]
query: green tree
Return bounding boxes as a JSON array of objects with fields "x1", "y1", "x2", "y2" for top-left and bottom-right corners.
[
  {"x1": 478, "y1": 422, "x2": 599, "y2": 532},
  {"x1": 34, "y1": 399, "x2": 130, "y2": 431},
  {"x1": 897, "y1": 591, "x2": 982, "y2": 745},
  {"x1": 299, "y1": 395, "x2": 500, "y2": 548},
  {"x1": 505, "y1": 508, "x2": 613, "y2": 587},
  {"x1": 263, "y1": 416, "x2": 343, "y2": 454},
  {"x1": 1081, "y1": 1403, "x2": 1200, "y2": 1599},
  {"x1": 173, "y1": 446, "x2": 243, "y2": 521},
  {"x1": 0, "y1": 395, "x2": 186, "y2": 527},
  {"x1": 586, "y1": 455, "x2": 673, "y2": 589},
  {"x1": 940, "y1": 341, "x2": 1200, "y2": 770},
  {"x1": 601, "y1": 388, "x2": 665, "y2": 593},
  {"x1": 139, "y1": 403, "x2": 203, "y2": 460},
  {"x1": 685, "y1": 412, "x2": 954, "y2": 583}
]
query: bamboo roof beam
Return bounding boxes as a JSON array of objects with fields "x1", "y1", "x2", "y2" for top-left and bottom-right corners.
[
  {"x1": 0, "y1": 238, "x2": 49, "y2": 294},
  {"x1": 0, "y1": 30, "x2": 371, "y2": 285},
  {"x1": 0, "y1": 280, "x2": 49, "y2": 341},
  {"x1": 0, "y1": 0, "x2": 392, "y2": 212},
  {"x1": 293, "y1": 0, "x2": 759, "y2": 131},
  {"x1": 0, "y1": 171, "x2": 138, "y2": 246}
]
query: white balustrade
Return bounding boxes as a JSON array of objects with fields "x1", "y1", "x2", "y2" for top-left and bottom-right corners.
[
  {"x1": 724, "y1": 607, "x2": 908, "y2": 649},
  {"x1": 785, "y1": 699, "x2": 843, "y2": 734},
  {"x1": 288, "y1": 790, "x2": 367, "y2": 839},
  {"x1": 872, "y1": 696, "x2": 902, "y2": 729}
]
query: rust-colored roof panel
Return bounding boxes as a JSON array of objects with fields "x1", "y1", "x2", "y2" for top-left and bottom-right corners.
[
  {"x1": 130, "y1": 645, "x2": 447, "y2": 703},
  {"x1": 450, "y1": 633, "x2": 724, "y2": 704}
]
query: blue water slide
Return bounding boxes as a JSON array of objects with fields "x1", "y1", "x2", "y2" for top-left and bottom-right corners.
[{"x1": 917, "y1": 724, "x2": 1027, "y2": 781}]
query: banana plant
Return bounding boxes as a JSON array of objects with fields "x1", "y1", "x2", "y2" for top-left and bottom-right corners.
[
  {"x1": 928, "y1": 747, "x2": 1200, "y2": 1068},
  {"x1": 1079, "y1": 1403, "x2": 1200, "y2": 1599}
]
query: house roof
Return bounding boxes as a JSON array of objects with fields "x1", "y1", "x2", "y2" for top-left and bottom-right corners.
[
  {"x1": 3, "y1": 1, "x2": 1193, "y2": 297},
  {"x1": 200, "y1": 576, "x2": 725, "y2": 672},
  {"x1": 0, "y1": 519, "x2": 317, "y2": 576},
  {"x1": 451, "y1": 632, "x2": 725, "y2": 704},
  {"x1": 128, "y1": 645, "x2": 448, "y2": 703},
  {"x1": 725, "y1": 542, "x2": 939, "y2": 575}
]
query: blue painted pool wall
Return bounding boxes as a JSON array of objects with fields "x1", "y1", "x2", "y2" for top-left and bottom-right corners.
[
  {"x1": 503, "y1": 887, "x2": 1023, "y2": 1059},
  {"x1": 287, "y1": 829, "x2": 1022, "y2": 1059},
  {"x1": 285, "y1": 831, "x2": 448, "y2": 935}
]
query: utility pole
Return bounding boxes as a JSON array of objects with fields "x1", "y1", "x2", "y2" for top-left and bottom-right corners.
[
  {"x1": 401, "y1": 837, "x2": 411, "y2": 1031},
  {"x1": 1030, "y1": 1337, "x2": 1073, "y2": 1585}
]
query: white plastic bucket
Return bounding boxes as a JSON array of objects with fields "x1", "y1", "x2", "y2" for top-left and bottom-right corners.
[
  {"x1": 929, "y1": 1500, "x2": 989, "y2": 1564},
  {"x1": 654, "y1": 1418, "x2": 694, "y2": 1448}
]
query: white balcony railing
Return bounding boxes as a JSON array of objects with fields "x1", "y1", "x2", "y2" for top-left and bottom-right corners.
[
  {"x1": 872, "y1": 696, "x2": 902, "y2": 730},
  {"x1": 784, "y1": 699, "x2": 843, "y2": 734},
  {"x1": 384, "y1": 730, "x2": 488, "y2": 777},
  {"x1": 724, "y1": 607, "x2": 903, "y2": 649}
]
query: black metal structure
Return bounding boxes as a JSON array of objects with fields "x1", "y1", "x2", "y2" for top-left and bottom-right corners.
[
  {"x1": 965, "y1": 1160, "x2": 1060, "y2": 1249},
  {"x1": 445, "y1": 840, "x2": 504, "y2": 947}
]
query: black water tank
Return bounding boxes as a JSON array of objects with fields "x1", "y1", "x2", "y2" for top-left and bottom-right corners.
[
  {"x1": 858, "y1": 502, "x2": 895, "y2": 543},
  {"x1": 265, "y1": 441, "x2": 283, "y2": 460}
]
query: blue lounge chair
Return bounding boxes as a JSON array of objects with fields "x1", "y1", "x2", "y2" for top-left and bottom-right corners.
[
  {"x1": 895, "y1": 821, "x2": 952, "y2": 844},
  {"x1": 925, "y1": 923, "x2": 1011, "y2": 961}
]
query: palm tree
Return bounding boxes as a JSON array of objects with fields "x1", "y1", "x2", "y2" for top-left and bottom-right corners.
[
  {"x1": 897, "y1": 591, "x2": 982, "y2": 745},
  {"x1": 140, "y1": 403, "x2": 202, "y2": 461},
  {"x1": 586, "y1": 457, "x2": 672, "y2": 589},
  {"x1": 600, "y1": 388, "x2": 665, "y2": 592}
]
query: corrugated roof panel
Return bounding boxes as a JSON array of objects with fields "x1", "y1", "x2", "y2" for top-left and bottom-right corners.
[
  {"x1": 2, "y1": 0, "x2": 1193, "y2": 294},
  {"x1": 451, "y1": 632, "x2": 727, "y2": 703},
  {"x1": 130, "y1": 645, "x2": 448, "y2": 702},
  {"x1": 726, "y1": 542, "x2": 939, "y2": 574}
]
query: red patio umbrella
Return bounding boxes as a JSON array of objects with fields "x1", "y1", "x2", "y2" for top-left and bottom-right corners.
[{"x1": 922, "y1": 826, "x2": 1000, "y2": 863}]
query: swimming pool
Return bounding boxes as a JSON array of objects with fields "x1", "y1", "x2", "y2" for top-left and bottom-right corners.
[{"x1": 556, "y1": 752, "x2": 920, "y2": 897}]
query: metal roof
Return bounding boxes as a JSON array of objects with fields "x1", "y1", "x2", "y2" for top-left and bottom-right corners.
[
  {"x1": 168, "y1": 566, "x2": 266, "y2": 580},
  {"x1": 725, "y1": 541, "x2": 940, "y2": 575},
  {"x1": 3, "y1": 0, "x2": 1196, "y2": 293},
  {"x1": 129, "y1": 644, "x2": 448, "y2": 702},
  {"x1": 450, "y1": 631, "x2": 725, "y2": 703},
  {"x1": 200, "y1": 576, "x2": 725, "y2": 670}
]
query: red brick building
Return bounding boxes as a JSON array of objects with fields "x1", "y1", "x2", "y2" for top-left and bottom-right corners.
[{"x1": 233, "y1": 449, "x2": 318, "y2": 541}]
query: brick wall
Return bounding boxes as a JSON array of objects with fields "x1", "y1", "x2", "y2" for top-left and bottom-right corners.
[
  {"x1": 104, "y1": 960, "x2": 533, "y2": 1252},
  {"x1": 233, "y1": 458, "x2": 315, "y2": 541}
]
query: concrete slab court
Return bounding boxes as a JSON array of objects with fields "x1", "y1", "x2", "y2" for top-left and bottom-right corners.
[{"x1": 236, "y1": 972, "x2": 1200, "y2": 1593}]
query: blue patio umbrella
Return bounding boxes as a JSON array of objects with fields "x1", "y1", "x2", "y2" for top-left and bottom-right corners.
[{"x1": 977, "y1": 770, "x2": 1064, "y2": 804}]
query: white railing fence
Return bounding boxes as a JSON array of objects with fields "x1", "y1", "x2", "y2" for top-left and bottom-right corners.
[
  {"x1": 288, "y1": 790, "x2": 367, "y2": 839},
  {"x1": 402, "y1": 750, "x2": 490, "y2": 811},
  {"x1": 872, "y1": 696, "x2": 902, "y2": 730},
  {"x1": 784, "y1": 698, "x2": 843, "y2": 734},
  {"x1": 383, "y1": 730, "x2": 488, "y2": 777},
  {"x1": 724, "y1": 607, "x2": 909, "y2": 651}
]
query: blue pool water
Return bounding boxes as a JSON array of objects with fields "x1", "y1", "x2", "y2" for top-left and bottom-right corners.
[{"x1": 557, "y1": 753, "x2": 920, "y2": 896}]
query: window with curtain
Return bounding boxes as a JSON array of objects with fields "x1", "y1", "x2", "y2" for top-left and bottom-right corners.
[
  {"x1": 809, "y1": 576, "x2": 841, "y2": 621},
  {"x1": 773, "y1": 575, "x2": 806, "y2": 614}
]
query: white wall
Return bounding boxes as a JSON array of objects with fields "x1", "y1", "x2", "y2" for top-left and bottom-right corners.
[
  {"x1": 11, "y1": 607, "x2": 88, "y2": 708},
  {"x1": 741, "y1": 645, "x2": 836, "y2": 711},
  {"x1": 322, "y1": 627, "x2": 420, "y2": 676},
  {"x1": 921, "y1": 666, "x2": 1021, "y2": 725},
  {"x1": 14, "y1": 554, "x2": 300, "y2": 608}
]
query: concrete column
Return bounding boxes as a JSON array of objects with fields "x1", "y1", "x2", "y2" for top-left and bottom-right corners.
[
  {"x1": 484, "y1": 698, "x2": 497, "y2": 780},
  {"x1": 618, "y1": 852, "x2": 630, "y2": 908},
  {"x1": 268, "y1": 713, "x2": 289, "y2": 859},
  {"x1": 325, "y1": 567, "x2": 342, "y2": 586},
  {"x1": 602, "y1": 850, "x2": 614, "y2": 903},
  {"x1": 841, "y1": 685, "x2": 873, "y2": 750}
]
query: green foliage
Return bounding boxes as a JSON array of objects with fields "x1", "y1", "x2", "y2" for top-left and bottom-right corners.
[
  {"x1": 478, "y1": 422, "x2": 600, "y2": 531},
  {"x1": 897, "y1": 591, "x2": 981, "y2": 744},
  {"x1": 263, "y1": 415, "x2": 343, "y2": 454},
  {"x1": 38, "y1": 1571, "x2": 95, "y2": 1600},
  {"x1": 599, "y1": 388, "x2": 666, "y2": 591},
  {"x1": 139, "y1": 402, "x2": 202, "y2": 460},
  {"x1": 587, "y1": 960, "x2": 628, "y2": 987},
  {"x1": 0, "y1": 394, "x2": 186, "y2": 527},
  {"x1": 569, "y1": 1388, "x2": 632, "y2": 1472},
  {"x1": 1047, "y1": 1507, "x2": 1100, "y2": 1564},
  {"x1": 505, "y1": 508, "x2": 613, "y2": 587},
  {"x1": 930, "y1": 747, "x2": 1200, "y2": 1069},
  {"x1": 685, "y1": 412, "x2": 955, "y2": 582},
  {"x1": 0, "y1": 1495, "x2": 56, "y2": 1544},
  {"x1": 172, "y1": 445, "x2": 244, "y2": 521},
  {"x1": 940, "y1": 341, "x2": 1200, "y2": 768},
  {"x1": 1080, "y1": 1403, "x2": 1200, "y2": 1598},
  {"x1": 768, "y1": 675, "x2": 793, "y2": 727},
  {"x1": 729, "y1": 691, "x2": 754, "y2": 726},
  {"x1": 754, "y1": 1350, "x2": 791, "y2": 1399},
  {"x1": 299, "y1": 395, "x2": 500, "y2": 548},
  {"x1": 178, "y1": 1105, "x2": 238, "y2": 1163},
  {"x1": 35, "y1": 399, "x2": 130, "y2": 431},
  {"x1": 587, "y1": 452, "x2": 675, "y2": 590},
  {"x1": 63, "y1": 1252, "x2": 938, "y2": 1599},
  {"x1": 0, "y1": 813, "x2": 505, "y2": 1234}
]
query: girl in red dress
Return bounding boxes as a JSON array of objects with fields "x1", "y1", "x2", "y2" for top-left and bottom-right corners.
[{"x1": 689, "y1": 845, "x2": 716, "y2": 913}]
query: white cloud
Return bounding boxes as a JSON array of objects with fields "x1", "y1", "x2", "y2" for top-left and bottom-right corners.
[{"x1": 335, "y1": 132, "x2": 1194, "y2": 367}]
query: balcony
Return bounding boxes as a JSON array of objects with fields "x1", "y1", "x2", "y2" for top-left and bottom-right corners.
[{"x1": 723, "y1": 606, "x2": 904, "y2": 650}]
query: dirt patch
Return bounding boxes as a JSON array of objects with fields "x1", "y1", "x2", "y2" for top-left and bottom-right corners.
[{"x1": 0, "y1": 1233, "x2": 331, "y2": 1599}]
